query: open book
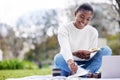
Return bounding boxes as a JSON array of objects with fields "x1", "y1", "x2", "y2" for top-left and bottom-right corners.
[
  {"x1": 52, "y1": 67, "x2": 88, "y2": 80},
  {"x1": 73, "y1": 48, "x2": 101, "y2": 61},
  {"x1": 70, "y1": 66, "x2": 89, "y2": 77},
  {"x1": 90, "y1": 48, "x2": 100, "y2": 53}
]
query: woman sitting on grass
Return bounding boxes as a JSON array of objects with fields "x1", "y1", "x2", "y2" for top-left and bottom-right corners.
[{"x1": 54, "y1": 3, "x2": 112, "y2": 78}]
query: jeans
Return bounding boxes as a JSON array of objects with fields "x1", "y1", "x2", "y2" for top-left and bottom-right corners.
[{"x1": 54, "y1": 46, "x2": 112, "y2": 77}]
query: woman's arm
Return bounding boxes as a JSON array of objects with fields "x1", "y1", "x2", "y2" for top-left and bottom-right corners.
[{"x1": 58, "y1": 26, "x2": 73, "y2": 61}]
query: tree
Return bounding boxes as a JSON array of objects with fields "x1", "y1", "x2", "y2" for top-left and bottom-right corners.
[
  {"x1": 16, "y1": 9, "x2": 59, "y2": 43},
  {"x1": 115, "y1": 0, "x2": 120, "y2": 15},
  {"x1": 113, "y1": 0, "x2": 120, "y2": 25},
  {"x1": 106, "y1": 0, "x2": 120, "y2": 55},
  {"x1": 0, "y1": 23, "x2": 23, "y2": 59},
  {"x1": 16, "y1": 9, "x2": 59, "y2": 67}
]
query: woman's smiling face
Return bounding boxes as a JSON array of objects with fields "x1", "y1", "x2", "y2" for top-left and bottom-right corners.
[{"x1": 74, "y1": 10, "x2": 93, "y2": 29}]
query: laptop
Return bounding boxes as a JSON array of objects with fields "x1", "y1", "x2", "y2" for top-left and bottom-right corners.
[{"x1": 101, "y1": 56, "x2": 120, "y2": 78}]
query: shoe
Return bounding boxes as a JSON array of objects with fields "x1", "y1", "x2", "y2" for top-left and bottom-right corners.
[
  {"x1": 87, "y1": 72, "x2": 101, "y2": 78},
  {"x1": 93, "y1": 73, "x2": 101, "y2": 78}
]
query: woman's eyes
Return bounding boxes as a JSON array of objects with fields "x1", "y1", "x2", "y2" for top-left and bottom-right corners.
[{"x1": 80, "y1": 15, "x2": 91, "y2": 21}]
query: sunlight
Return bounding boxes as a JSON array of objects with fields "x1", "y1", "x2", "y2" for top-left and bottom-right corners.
[{"x1": 0, "y1": 0, "x2": 67, "y2": 25}]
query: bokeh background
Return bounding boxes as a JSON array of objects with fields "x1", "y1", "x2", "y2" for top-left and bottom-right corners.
[{"x1": 0, "y1": 0, "x2": 120, "y2": 79}]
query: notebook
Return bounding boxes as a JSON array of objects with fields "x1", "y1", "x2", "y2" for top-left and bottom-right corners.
[{"x1": 101, "y1": 56, "x2": 120, "y2": 78}]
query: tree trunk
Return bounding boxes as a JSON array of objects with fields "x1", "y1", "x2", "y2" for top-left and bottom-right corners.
[{"x1": 116, "y1": 0, "x2": 120, "y2": 27}]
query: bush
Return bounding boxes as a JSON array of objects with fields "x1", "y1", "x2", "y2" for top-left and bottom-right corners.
[
  {"x1": 107, "y1": 33, "x2": 120, "y2": 55},
  {"x1": 108, "y1": 40, "x2": 120, "y2": 55},
  {"x1": 0, "y1": 59, "x2": 39, "y2": 70}
]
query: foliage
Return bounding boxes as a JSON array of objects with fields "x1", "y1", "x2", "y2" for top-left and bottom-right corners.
[
  {"x1": 24, "y1": 35, "x2": 59, "y2": 67},
  {"x1": 107, "y1": 32, "x2": 120, "y2": 55},
  {"x1": 45, "y1": 35, "x2": 59, "y2": 50},
  {"x1": 0, "y1": 9, "x2": 59, "y2": 61},
  {"x1": 108, "y1": 40, "x2": 120, "y2": 55},
  {"x1": 115, "y1": 0, "x2": 120, "y2": 14},
  {"x1": 16, "y1": 9, "x2": 59, "y2": 45},
  {"x1": 0, "y1": 59, "x2": 39, "y2": 70},
  {"x1": 0, "y1": 68, "x2": 52, "y2": 80}
]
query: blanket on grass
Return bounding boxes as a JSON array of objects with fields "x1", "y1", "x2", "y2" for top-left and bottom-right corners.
[{"x1": 6, "y1": 75, "x2": 120, "y2": 80}]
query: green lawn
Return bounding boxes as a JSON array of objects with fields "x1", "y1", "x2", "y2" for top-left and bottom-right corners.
[{"x1": 0, "y1": 68, "x2": 52, "y2": 80}]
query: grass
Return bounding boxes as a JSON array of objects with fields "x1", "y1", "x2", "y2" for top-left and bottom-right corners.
[{"x1": 0, "y1": 68, "x2": 52, "y2": 80}]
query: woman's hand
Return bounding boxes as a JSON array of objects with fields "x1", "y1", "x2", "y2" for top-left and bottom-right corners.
[
  {"x1": 73, "y1": 50, "x2": 91, "y2": 59},
  {"x1": 67, "y1": 59, "x2": 78, "y2": 75}
]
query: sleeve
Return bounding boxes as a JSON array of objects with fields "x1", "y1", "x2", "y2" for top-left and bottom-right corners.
[
  {"x1": 58, "y1": 26, "x2": 73, "y2": 62},
  {"x1": 89, "y1": 28, "x2": 98, "y2": 48},
  {"x1": 89, "y1": 28, "x2": 99, "y2": 58}
]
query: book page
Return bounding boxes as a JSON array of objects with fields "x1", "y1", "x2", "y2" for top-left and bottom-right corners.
[
  {"x1": 89, "y1": 48, "x2": 101, "y2": 59},
  {"x1": 70, "y1": 66, "x2": 89, "y2": 77}
]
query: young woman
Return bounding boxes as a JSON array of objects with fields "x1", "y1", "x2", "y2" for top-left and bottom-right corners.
[{"x1": 54, "y1": 3, "x2": 112, "y2": 78}]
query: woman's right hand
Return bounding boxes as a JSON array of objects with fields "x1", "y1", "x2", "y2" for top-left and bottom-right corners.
[
  {"x1": 73, "y1": 50, "x2": 91, "y2": 59},
  {"x1": 67, "y1": 59, "x2": 78, "y2": 75}
]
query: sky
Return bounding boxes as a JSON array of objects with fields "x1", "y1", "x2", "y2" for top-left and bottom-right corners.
[
  {"x1": 0, "y1": 0, "x2": 68, "y2": 25},
  {"x1": 0, "y1": 0, "x2": 112, "y2": 25}
]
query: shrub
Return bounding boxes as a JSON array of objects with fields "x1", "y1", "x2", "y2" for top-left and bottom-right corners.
[
  {"x1": 107, "y1": 33, "x2": 120, "y2": 55},
  {"x1": 108, "y1": 40, "x2": 120, "y2": 55},
  {"x1": 0, "y1": 59, "x2": 39, "y2": 70}
]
